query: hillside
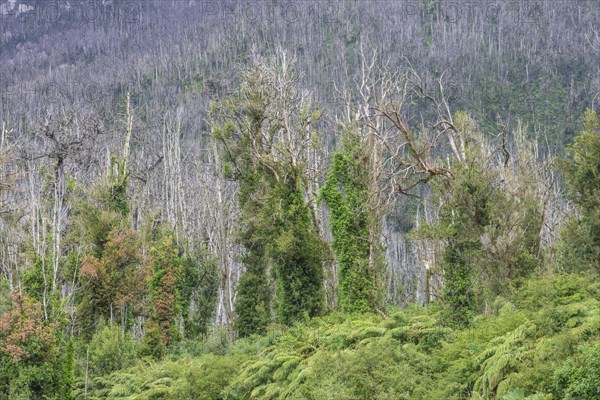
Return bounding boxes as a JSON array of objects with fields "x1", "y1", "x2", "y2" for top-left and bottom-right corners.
[{"x1": 0, "y1": 1, "x2": 599, "y2": 399}]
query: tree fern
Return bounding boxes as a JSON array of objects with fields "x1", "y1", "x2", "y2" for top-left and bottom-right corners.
[{"x1": 474, "y1": 323, "x2": 536, "y2": 398}]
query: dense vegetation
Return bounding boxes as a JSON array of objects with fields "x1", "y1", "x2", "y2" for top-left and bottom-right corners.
[
  {"x1": 74, "y1": 273, "x2": 600, "y2": 400},
  {"x1": 0, "y1": 1, "x2": 599, "y2": 399}
]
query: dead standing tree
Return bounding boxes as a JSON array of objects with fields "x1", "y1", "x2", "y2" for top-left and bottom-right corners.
[
  {"x1": 331, "y1": 48, "x2": 461, "y2": 308},
  {"x1": 364, "y1": 68, "x2": 467, "y2": 306},
  {"x1": 370, "y1": 68, "x2": 557, "y2": 306},
  {"x1": 0, "y1": 123, "x2": 23, "y2": 293},
  {"x1": 12, "y1": 106, "x2": 105, "y2": 318}
]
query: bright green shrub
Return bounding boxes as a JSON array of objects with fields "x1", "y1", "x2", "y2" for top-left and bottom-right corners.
[
  {"x1": 86, "y1": 322, "x2": 137, "y2": 378},
  {"x1": 554, "y1": 342, "x2": 600, "y2": 399}
]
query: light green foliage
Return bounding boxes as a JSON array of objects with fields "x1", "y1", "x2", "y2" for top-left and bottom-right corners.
[
  {"x1": 78, "y1": 355, "x2": 246, "y2": 400},
  {"x1": 86, "y1": 322, "x2": 137, "y2": 378},
  {"x1": 76, "y1": 274, "x2": 600, "y2": 399},
  {"x1": 223, "y1": 273, "x2": 599, "y2": 399},
  {"x1": 223, "y1": 310, "x2": 447, "y2": 399},
  {"x1": 320, "y1": 129, "x2": 382, "y2": 313},
  {"x1": 428, "y1": 274, "x2": 599, "y2": 399},
  {"x1": 559, "y1": 108, "x2": 600, "y2": 273},
  {"x1": 473, "y1": 322, "x2": 537, "y2": 398},
  {"x1": 554, "y1": 341, "x2": 600, "y2": 399},
  {"x1": 422, "y1": 114, "x2": 543, "y2": 326}
]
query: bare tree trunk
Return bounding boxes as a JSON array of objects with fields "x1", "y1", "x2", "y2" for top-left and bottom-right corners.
[
  {"x1": 161, "y1": 110, "x2": 185, "y2": 241},
  {"x1": 212, "y1": 137, "x2": 234, "y2": 338},
  {"x1": 51, "y1": 159, "x2": 65, "y2": 295},
  {"x1": 41, "y1": 212, "x2": 49, "y2": 319}
]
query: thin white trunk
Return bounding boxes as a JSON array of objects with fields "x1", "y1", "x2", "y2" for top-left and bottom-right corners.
[{"x1": 212, "y1": 137, "x2": 234, "y2": 337}]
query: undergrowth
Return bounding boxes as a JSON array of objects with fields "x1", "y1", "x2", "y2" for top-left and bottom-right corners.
[{"x1": 80, "y1": 274, "x2": 600, "y2": 400}]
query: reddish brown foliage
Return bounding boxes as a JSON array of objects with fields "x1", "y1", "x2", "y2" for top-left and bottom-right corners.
[
  {"x1": 0, "y1": 293, "x2": 56, "y2": 363},
  {"x1": 149, "y1": 236, "x2": 180, "y2": 345},
  {"x1": 155, "y1": 269, "x2": 177, "y2": 344},
  {"x1": 79, "y1": 228, "x2": 146, "y2": 315}
]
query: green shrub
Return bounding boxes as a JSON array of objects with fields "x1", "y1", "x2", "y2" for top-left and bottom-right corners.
[
  {"x1": 554, "y1": 342, "x2": 600, "y2": 399},
  {"x1": 77, "y1": 275, "x2": 600, "y2": 400},
  {"x1": 87, "y1": 322, "x2": 137, "y2": 377}
]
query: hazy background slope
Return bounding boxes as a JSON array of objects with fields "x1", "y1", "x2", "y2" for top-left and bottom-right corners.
[{"x1": 1, "y1": 0, "x2": 599, "y2": 311}]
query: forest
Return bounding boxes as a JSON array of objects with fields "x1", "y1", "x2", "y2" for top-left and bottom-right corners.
[{"x1": 0, "y1": 0, "x2": 599, "y2": 399}]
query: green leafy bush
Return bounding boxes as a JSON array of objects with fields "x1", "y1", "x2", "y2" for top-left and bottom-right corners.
[{"x1": 86, "y1": 322, "x2": 137, "y2": 377}]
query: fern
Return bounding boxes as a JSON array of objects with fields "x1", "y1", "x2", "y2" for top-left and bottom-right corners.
[{"x1": 474, "y1": 323, "x2": 536, "y2": 398}]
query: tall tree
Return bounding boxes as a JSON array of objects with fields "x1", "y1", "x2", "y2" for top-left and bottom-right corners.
[
  {"x1": 320, "y1": 127, "x2": 380, "y2": 313},
  {"x1": 148, "y1": 235, "x2": 181, "y2": 346},
  {"x1": 369, "y1": 71, "x2": 547, "y2": 325},
  {"x1": 212, "y1": 50, "x2": 327, "y2": 333},
  {"x1": 559, "y1": 109, "x2": 600, "y2": 273}
]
